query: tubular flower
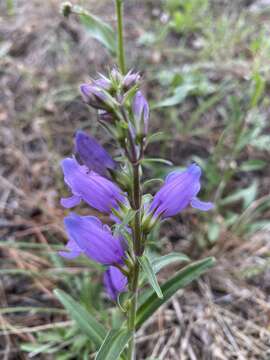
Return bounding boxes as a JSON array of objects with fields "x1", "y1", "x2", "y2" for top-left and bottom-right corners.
[
  {"x1": 80, "y1": 83, "x2": 112, "y2": 110},
  {"x1": 60, "y1": 213, "x2": 126, "y2": 265},
  {"x1": 103, "y1": 266, "x2": 128, "y2": 301},
  {"x1": 123, "y1": 70, "x2": 140, "y2": 90},
  {"x1": 132, "y1": 91, "x2": 150, "y2": 136},
  {"x1": 75, "y1": 130, "x2": 116, "y2": 176},
  {"x1": 60, "y1": 157, "x2": 125, "y2": 213},
  {"x1": 149, "y1": 164, "x2": 213, "y2": 219}
]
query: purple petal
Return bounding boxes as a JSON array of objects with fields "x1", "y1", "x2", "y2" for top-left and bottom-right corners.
[
  {"x1": 79, "y1": 84, "x2": 108, "y2": 109},
  {"x1": 123, "y1": 70, "x2": 140, "y2": 89},
  {"x1": 132, "y1": 91, "x2": 149, "y2": 134},
  {"x1": 60, "y1": 195, "x2": 81, "y2": 208},
  {"x1": 63, "y1": 213, "x2": 125, "y2": 265},
  {"x1": 165, "y1": 164, "x2": 201, "y2": 184},
  {"x1": 150, "y1": 164, "x2": 202, "y2": 218},
  {"x1": 59, "y1": 238, "x2": 82, "y2": 259},
  {"x1": 60, "y1": 157, "x2": 125, "y2": 213},
  {"x1": 191, "y1": 197, "x2": 214, "y2": 211},
  {"x1": 75, "y1": 130, "x2": 116, "y2": 176},
  {"x1": 93, "y1": 78, "x2": 111, "y2": 90},
  {"x1": 104, "y1": 266, "x2": 127, "y2": 301}
]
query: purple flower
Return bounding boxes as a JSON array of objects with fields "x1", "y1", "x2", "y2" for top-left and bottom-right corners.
[
  {"x1": 60, "y1": 213, "x2": 126, "y2": 265},
  {"x1": 93, "y1": 77, "x2": 111, "y2": 90},
  {"x1": 80, "y1": 84, "x2": 110, "y2": 110},
  {"x1": 149, "y1": 164, "x2": 213, "y2": 219},
  {"x1": 104, "y1": 266, "x2": 128, "y2": 301},
  {"x1": 75, "y1": 130, "x2": 116, "y2": 177},
  {"x1": 60, "y1": 157, "x2": 125, "y2": 213},
  {"x1": 123, "y1": 70, "x2": 140, "y2": 90},
  {"x1": 132, "y1": 91, "x2": 150, "y2": 135}
]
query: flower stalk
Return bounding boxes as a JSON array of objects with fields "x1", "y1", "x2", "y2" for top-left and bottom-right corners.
[
  {"x1": 58, "y1": 2, "x2": 215, "y2": 358},
  {"x1": 115, "y1": 0, "x2": 126, "y2": 74}
]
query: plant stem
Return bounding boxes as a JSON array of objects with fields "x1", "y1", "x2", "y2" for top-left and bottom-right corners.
[
  {"x1": 115, "y1": 0, "x2": 126, "y2": 74},
  {"x1": 127, "y1": 161, "x2": 142, "y2": 359},
  {"x1": 114, "y1": 1, "x2": 141, "y2": 357},
  {"x1": 127, "y1": 260, "x2": 139, "y2": 360}
]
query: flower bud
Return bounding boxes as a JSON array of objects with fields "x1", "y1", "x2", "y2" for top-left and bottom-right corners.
[
  {"x1": 123, "y1": 71, "x2": 140, "y2": 91},
  {"x1": 111, "y1": 68, "x2": 123, "y2": 84},
  {"x1": 80, "y1": 84, "x2": 111, "y2": 110},
  {"x1": 93, "y1": 78, "x2": 111, "y2": 91},
  {"x1": 132, "y1": 91, "x2": 150, "y2": 138},
  {"x1": 104, "y1": 266, "x2": 128, "y2": 301}
]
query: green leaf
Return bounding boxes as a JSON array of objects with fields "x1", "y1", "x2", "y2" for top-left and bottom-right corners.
[
  {"x1": 139, "y1": 255, "x2": 163, "y2": 299},
  {"x1": 146, "y1": 131, "x2": 170, "y2": 145},
  {"x1": 154, "y1": 84, "x2": 195, "y2": 108},
  {"x1": 136, "y1": 257, "x2": 215, "y2": 329},
  {"x1": 240, "y1": 159, "x2": 266, "y2": 172},
  {"x1": 95, "y1": 329, "x2": 132, "y2": 360},
  {"x1": 72, "y1": 5, "x2": 116, "y2": 54},
  {"x1": 54, "y1": 289, "x2": 106, "y2": 347},
  {"x1": 141, "y1": 158, "x2": 173, "y2": 167},
  {"x1": 220, "y1": 181, "x2": 258, "y2": 209},
  {"x1": 151, "y1": 252, "x2": 190, "y2": 274}
]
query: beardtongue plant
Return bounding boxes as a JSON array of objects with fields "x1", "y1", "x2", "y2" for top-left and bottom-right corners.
[{"x1": 56, "y1": 2, "x2": 216, "y2": 360}]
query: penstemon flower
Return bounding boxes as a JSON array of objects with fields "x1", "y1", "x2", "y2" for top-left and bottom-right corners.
[
  {"x1": 103, "y1": 266, "x2": 128, "y2": 300},
  {"x1": 60, "y1": 157, "x2": 125, "y2": 212},
  {"x1": 60, "y1": 213, "x2": 126, "y2": 265},
  {"x1": 149, "y1": 164, "x2": 214, "y2": 219}
]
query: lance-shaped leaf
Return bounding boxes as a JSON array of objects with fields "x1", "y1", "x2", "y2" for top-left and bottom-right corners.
[
  {"x1": 139, "y1": 252, "x2": 190, "y2": 291},
  {"x1": 141, "y1": 158, "x2": 173, "y2": 167},
  {"x1": 95, "y1": 329, "x2": 132, "y2": 360},
  {"x1": 72, "y1": 5, "x2": 116, "y2": 54},
  {"x1": 139, "y1": 255, "x2": 163, "y2": 299},
  {"x1": 54, "y1": 289, "x2": 106, "y2": 347},
  {"x1": 151, "y1": 252, "x2": 190, "y2": 274},
  {"x1": 136, "y1": 257, "x2": 215, "y2": 329}
]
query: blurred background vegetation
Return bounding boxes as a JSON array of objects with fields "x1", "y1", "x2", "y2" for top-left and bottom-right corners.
[{"x1": 1, "y1": 0, "x2": 270, "y2": 359}]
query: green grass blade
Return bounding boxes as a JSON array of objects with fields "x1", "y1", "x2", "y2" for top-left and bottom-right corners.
[
  {"x1": 151, "y1": 252, "x2": 190, "y2": 274},
  {"x1": 136, "y1": 257, "x2": 216, "y2": 329},
  {"x1": 95, "y1": 329, "x2": 132, "y2": 360},
  {"x1": 54, "y1": 289, "x2": 106, "y2": 348}
]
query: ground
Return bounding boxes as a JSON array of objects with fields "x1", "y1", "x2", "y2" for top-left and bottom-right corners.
[{"x1": 1, "y1": 0, "x2": 270, "y2": 359}]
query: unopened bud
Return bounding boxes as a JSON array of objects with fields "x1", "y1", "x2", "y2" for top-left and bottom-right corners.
[
  {"x1": 123, "y1": 71, "x2": 140, "y2": 91},
  {"x1": 111, "y1": 68, "x2": 123, "y2": 84},
  {"x1": 93, "y1": 77, "x2": 111, "y2": 91},
  {"x1": 80, "y1": 84, "x2": 111, "y2": 110},
  {"x1": 132, "y1": 91, "x2": 150, "y2": 137}
]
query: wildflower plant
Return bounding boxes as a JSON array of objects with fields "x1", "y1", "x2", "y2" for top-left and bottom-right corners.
[{"x1": 56, "y1": 1, "x2": 216, "y2": 359}]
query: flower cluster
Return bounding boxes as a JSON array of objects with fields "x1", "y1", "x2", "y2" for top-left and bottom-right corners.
[{"x1": 59, "y1": 69, "x2": 213, "y2": 301}]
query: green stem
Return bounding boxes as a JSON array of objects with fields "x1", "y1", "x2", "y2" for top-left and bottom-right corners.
[
  {"x1": 127, "y1": 261, "x2": 139, "y2": 360},
  {"x1": 115, "y1": 0, "x2": 126, "y2": 74},
  {"x1": 127, "y1": 162, "x2": 142, "y2": 359},
  {"x1": 114, "y1": 2, "x2": 141, "y2": 357}
]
